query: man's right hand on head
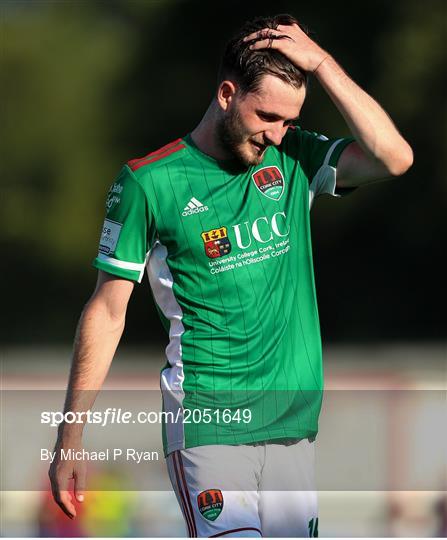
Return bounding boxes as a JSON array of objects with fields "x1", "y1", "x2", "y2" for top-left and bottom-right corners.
[{"x1": 48, "y1": 440, "x2": 86, "y2": 519}]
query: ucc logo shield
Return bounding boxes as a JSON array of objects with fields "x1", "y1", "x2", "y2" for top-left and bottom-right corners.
[
  {"x1": 252, "y1": 166, "x2": 284, "y2": 201},
  {"x1": 197, "y1": 489, "x2": 224, "y2": 521},
  {"x1": 201, "y1": 227, "x2": 231, "y2": 259}
]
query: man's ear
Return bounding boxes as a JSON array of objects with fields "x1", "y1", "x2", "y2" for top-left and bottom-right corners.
[{"x1": 216, "y1": 80, "x2": 238, "y2": 112}]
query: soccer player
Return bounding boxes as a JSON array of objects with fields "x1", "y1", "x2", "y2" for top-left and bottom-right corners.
[{"x1": 49, "y1": 14, "x2": 413, "y2": 537}]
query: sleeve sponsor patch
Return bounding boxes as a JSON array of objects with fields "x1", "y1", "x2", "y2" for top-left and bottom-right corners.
[
  {"x1": 106, "y1": 181, "x2": 123, "y2": 214},
  {"x1": 99, "y1": 219, "x2": 122, "y2": 255}
]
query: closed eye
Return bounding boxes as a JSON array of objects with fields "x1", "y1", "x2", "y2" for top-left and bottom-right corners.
[
  {"x1": 257, "y1": 111, "x2": 298, "y2": 126},
  {"x1": 258, "y1": 112, "x2": 280, "y2": 123}
]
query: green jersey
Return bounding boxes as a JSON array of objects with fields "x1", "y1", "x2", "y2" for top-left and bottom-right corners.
[{"x1": 93, "y1": 127, "x2": 353, "y2": 455}]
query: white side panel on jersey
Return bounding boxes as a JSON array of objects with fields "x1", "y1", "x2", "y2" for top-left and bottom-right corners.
[
  {"x1": 309, "y1": 138, "x2": 346, "y2": 210},
  {"x1": 147, "y1": 241, "x2": 186, "y2": 453}
]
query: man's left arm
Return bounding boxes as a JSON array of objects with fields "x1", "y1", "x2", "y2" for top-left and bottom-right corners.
[
  {"x1": 245, "y1": 23, "x2": 414, "y2": 187},
  {"x1": 312, "y1": 55, "x2": 413, "y2": 187}
]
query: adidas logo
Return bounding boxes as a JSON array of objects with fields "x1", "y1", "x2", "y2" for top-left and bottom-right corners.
[{"x1": 182, "y1": 197, "x2": 209, "y2": 217}]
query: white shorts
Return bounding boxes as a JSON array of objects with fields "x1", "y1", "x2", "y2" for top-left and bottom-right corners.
[{"x1": 166, "y1": 439, "x2": 318, "y2": 537}]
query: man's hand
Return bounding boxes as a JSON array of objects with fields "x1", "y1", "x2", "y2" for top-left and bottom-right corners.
[
  {"x1": 48, "y1": 439, "x2": 86, "y2": 519},
  {"x1": 243, "y1": 23, "x2": 328, "y2": 73},
  {"x1": 48, "y1": 272, "x2": 133, "y2": 518},
  {"x1": 245, "y1": 22, "x2": 413, "y2": 183}
]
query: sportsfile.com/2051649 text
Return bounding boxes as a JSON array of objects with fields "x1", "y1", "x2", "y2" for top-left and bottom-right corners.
[{"x1": 40, "y1": 407, "x2": 253, "y2": 427}]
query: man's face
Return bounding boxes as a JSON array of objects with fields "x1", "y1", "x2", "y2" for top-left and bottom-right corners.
[{"x1": 216, "y1": 74, "x2": 306, "y2": 167}]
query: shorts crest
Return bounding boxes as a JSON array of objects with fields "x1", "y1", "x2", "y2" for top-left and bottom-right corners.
[{"x1": 197, "y1": 489, "x2": 224, "y2": 521}]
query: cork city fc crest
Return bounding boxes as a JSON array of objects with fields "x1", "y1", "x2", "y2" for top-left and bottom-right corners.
[
  {"x1": 252, "y1": 166, "x2": 284, "y2": 201},
  {"x1": 197, "y1": 489, "x2": 224, "y2": 521},
  {"x1": 201, "y1": 227, "x2": 231, "y2": 259}
]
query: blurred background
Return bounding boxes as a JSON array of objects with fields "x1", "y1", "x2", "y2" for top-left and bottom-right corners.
[{"x1": 1, "y1": 0, "x2": 446, "y2": 537}]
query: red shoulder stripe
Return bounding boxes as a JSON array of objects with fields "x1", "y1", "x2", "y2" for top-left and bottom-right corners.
[
  {"x1": 129, "y1": 143, "x2": 186, "y2": 171},
  {"x1": 128, "y1": 138, "x2": 182, "y2": 167}
]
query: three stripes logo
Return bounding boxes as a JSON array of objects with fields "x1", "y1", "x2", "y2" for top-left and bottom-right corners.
[{"x1": 182, "y1": 197, "x2": 209, "y2": 217}]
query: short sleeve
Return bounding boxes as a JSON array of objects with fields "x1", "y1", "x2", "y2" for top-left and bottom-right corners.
[
  {"x1": 92, "y1": 165, "x2": 156, "y2": 282},
  {"x1": 282, "y1": 126, "x2": 355, "y2": 208}
]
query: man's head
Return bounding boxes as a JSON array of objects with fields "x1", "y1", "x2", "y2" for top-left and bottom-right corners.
[{"x1": 215, "y1": 14, "x2": 309, "y2": 167}]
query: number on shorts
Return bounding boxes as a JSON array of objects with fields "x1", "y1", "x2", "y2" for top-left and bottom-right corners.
[{"x1": 308, "y1": 517, "x2": 319, "y2": 537}]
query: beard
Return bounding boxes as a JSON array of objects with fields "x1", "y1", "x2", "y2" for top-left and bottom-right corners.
[{"x1": 216, "y1": 107, "x2": 265, "y2": 167}]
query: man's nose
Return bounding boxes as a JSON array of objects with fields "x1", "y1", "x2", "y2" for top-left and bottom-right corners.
[{"x1": 264, "y1": 125, "x2": 288, "y2": 146}]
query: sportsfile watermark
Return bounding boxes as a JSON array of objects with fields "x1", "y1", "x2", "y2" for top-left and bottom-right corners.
[
  {"x1": 41, "y1": 407, "x2": 253, "y2": 427},
  {"x1": 1, "y1": 390, "x2": 446, "y2": 491}
]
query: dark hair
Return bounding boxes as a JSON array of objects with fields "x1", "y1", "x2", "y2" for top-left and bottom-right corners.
[{"x1": 217, "y1": 14, "x2": 309, "y2": 95}]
